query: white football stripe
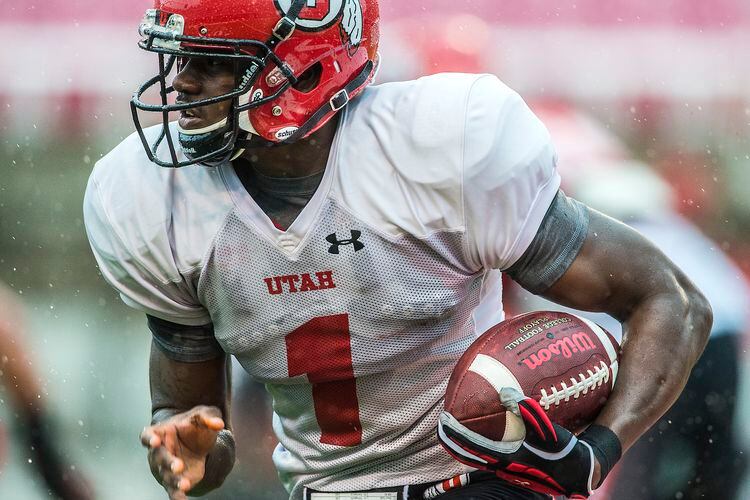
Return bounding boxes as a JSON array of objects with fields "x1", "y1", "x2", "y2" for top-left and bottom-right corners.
[
  {"x1": 575, "y1": 315, "x2": 619, "y2": 386},
  {"x1": 468, "y1": 354, "x2": 524, "y2": 394},
  {"x1": 468, "y1": 354, "x2": 527, "y2": 441},
  {"x1": 610, "y1": 359, "x2": 619, "y2": 387},
  {"x1": 575, "y1": 315, "x2": 618, "y2": 363}
]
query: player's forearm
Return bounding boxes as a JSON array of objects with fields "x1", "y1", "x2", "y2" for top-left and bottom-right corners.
[
  {"x1": 594, "y1": 281, "x2": 712, "y2": 452},
  {"x1": 148, "y1": 346, "x2": 234, "y2": 495}
]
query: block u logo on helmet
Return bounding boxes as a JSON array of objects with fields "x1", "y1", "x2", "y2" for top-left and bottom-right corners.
[
  {"x1": 275, "y1": 0, "x2": 359, "y2": 32},
  {"x1": 299, "y1": 0, "x2": 332, "y2": 22}
]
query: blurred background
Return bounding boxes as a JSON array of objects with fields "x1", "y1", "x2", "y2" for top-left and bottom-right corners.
[{"x1": 1, "y1": 0, "x2": 749, "y2": 499}]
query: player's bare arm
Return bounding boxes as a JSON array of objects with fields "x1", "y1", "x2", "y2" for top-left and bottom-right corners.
[
  {"x1": 542, "y1": 207, "x2": 713, "y2": 483},
  {"x1": 140, "y1": 342, "x2": 234, "y2": 499},
  {"x1": 440, "y1": 194, "x2": 713, "y2": 496}
]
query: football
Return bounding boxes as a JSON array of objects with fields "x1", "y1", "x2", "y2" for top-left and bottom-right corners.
[{"x1": 443, "y1": 311, "x2": 620, "y2": 443}]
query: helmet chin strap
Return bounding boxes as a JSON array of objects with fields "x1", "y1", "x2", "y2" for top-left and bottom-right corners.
[
  {"x1": 177, "y1": 117, "x2": 243, "y2": 166},
  {"x1": 176, "y1": 117, "x2": 228, "y2": 136}
]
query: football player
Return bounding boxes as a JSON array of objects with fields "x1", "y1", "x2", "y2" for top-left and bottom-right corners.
[
  {"x1": 83, "y1": 1, "x2": 712, "y2": 499},
  {"x1": 0, "y1": 283, "x2": 95, "y2": 500}
]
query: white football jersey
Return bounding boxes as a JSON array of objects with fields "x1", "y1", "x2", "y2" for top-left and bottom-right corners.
[{"x1": 84, "y1": 73, "x2": 560, "y2": 498}]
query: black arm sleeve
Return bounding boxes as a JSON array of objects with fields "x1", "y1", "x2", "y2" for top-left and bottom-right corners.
[
  {"x1": 147, "y1": 315, "x2": 225, "y2": 363},
  {"x1": 506, "y1": 191, "x2": 589, "y2": 294}
]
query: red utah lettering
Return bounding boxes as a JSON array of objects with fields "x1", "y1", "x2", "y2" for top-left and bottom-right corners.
[{"x1": 264, "y1": 270, "x2": 337, "y2": 295}]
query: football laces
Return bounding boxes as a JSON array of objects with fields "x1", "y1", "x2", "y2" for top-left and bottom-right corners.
[{"x1": 538, "y1": 361, "x2": 610, "y2": 410}]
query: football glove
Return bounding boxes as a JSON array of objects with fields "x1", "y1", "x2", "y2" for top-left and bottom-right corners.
[{"x1": 438, "y1": 387, "x2": 621, "y2": 498}]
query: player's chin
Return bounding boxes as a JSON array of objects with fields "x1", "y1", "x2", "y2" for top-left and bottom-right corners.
[{"x1": 178, "y1": 115, "x2": 208, "y2": 130}]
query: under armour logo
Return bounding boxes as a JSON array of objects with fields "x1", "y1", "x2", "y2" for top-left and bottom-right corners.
[{"x1": 326, "y1": 230, "x2": 364, "y2": 254}]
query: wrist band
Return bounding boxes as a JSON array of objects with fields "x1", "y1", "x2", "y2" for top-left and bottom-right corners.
[
  {"x1": 579, "y1": 424, "x2": 622, "y2": 481},
  {"x1": 196, "y1": 429, "x2": 236, "y2": 491}
]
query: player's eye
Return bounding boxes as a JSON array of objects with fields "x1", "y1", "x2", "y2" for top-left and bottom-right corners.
[{"x1": 204, "y1": 57, "x2": 232, "y2": 71}]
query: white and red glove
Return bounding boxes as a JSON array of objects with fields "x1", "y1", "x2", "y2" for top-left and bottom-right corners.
[{"x1": 438, "y1": 389, "x2": 621, "y2": 498}]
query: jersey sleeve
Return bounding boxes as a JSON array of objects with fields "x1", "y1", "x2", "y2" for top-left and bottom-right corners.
[
  {"x1": 462, "y1": 75, "x2": 561, "y2": 271},
  {"x1": 83, "y1": 169, "x2": 211, "y2": 326}
]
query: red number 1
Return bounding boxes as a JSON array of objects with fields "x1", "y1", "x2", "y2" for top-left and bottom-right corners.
[{"x1": 285, "y1": 314, "x2": 362, "y2": 446}]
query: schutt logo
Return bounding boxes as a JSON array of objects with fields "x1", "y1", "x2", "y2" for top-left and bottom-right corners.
[{"x1": 520, "y1": 332, "x2": 596, "y2": 370}]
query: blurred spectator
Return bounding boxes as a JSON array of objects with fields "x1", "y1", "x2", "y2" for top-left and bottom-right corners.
[
  {"x1": 0, "y1": 282, "x2": 95, "y2": 500},
  {"x1": 508, "y1": 108, "x2": 750, "y2": 499},
  {"x1": 379, "y1": 14, "x2": 490, "y2": 81}
]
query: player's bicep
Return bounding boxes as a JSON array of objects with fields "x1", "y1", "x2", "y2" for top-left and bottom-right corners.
[
  {"x1": 540, "y1": 207, "x2": 677, "y2": 321},
  {"x1": 149, "y1": 339, "x2": 231, "y2": 427}
]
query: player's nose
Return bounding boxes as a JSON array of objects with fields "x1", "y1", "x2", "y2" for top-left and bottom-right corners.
[{"x1": 172, "y1": 60, "x2": 202, "y2": 96}]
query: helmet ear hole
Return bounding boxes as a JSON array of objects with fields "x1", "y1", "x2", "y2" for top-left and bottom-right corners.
[{"x1": 292, "y1": 62, "x2": 323, "y2": 93}]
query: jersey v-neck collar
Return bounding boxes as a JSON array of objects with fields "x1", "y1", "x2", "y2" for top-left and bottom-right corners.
[{"x1": 218, "y1": 108, "x2": 347, "y2": 257}]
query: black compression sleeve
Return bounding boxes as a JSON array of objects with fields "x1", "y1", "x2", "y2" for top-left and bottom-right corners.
[
  {"x1": 189, "y1": 429, "x2": 236, "y2": 495},
  {"x1": 506, "y1": 191, "x2": 589, "y2": 294},
  {"x1": 147, "y1": 315, "x2": 224, "y2": 363}
]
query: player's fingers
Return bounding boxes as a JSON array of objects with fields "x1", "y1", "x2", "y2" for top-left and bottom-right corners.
[
  {"x1": 201, "y1": 414, "x2": 225, "y2": 431},
  {"x1": 177, "y1": 477, "x2": 191, "y2": 492},
  {"x1": 140, "y1": 427, "x2": 162, "y2": 448},
  {"x1": 149, "y1": 445, "x2": 183, "y2": 481},
  {"x1": 159, "y1": 467, "x2": 182, "y2": 492},
  {"x1": 155, "y1": 456, "x2": 191, "y2": 499},
  {"x1": 191, "y1": 407, "x2": 224, "y2": 431},
  {"x1": 165, "y1": 477, "x2": 191, "y2": 500},
  {"x1": 170, "y1": 457, "x2": 185, "y2": 474},
  {"x1": 167, "y1": 484, "x2": 189, "y2": 500},
  {"x1": 163, "y1": 426, "x2": 180, "y2": 455}
]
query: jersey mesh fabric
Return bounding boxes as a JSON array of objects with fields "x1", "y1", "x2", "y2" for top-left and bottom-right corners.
[{"x1": 199, "y1": 200, "x2": 488, "y2": 497}]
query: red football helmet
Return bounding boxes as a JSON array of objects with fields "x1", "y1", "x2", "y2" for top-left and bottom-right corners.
[{"x1": 131, "y1": 0, "x2": 380, "y2": 167}]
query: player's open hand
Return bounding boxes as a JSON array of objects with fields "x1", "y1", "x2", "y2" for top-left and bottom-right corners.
[{"x1": 140, "y1": 405, "x2": 225, "y2": 500}]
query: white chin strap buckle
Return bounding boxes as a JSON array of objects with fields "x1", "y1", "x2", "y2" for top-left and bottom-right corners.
[{"x1": 329, "y1": 89, "x2": 350, "y2": 111}]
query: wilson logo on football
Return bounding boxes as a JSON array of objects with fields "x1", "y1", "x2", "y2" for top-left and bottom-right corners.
[{"x1": 520, "y1": 332, "x2": 596, "y2": 370}]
